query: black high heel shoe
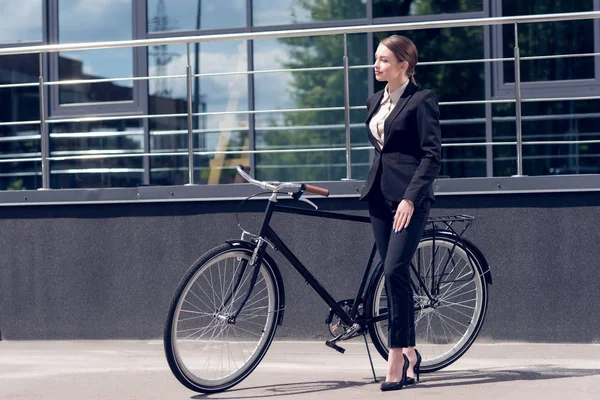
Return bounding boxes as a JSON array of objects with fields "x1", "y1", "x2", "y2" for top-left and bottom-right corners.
[
  {"x1": 380, "y1": 354, "x2": 410, "y2": 392},
  {"x1": 405, "y1": 349, "x2": 422, "y2": 385}
]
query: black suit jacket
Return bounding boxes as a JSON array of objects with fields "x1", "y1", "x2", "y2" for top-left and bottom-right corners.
[{"x1": 360, "y1": 81, "x2": 442, "y2": 206}]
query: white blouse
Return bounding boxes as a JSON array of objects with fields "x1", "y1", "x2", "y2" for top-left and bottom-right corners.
[{"x1": 369, "y1": 80, "x2": 410, "y2": 149}]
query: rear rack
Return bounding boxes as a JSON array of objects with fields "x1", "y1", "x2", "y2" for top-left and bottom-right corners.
[{"x1": 426, "y1": 214, "x2": 475, "y2": 238}]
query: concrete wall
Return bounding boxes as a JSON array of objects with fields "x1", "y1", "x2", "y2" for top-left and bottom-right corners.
[{"x1": 1, "y1": 191, "x2": 599, "y2": 342}]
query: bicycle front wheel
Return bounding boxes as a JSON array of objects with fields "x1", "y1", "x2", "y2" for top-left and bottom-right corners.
[
  {"x1": 367, "y1": 233, "x2": 489, "y2": 373},
  {"x1": 164, "y1": 243, "x2": 281, "y2": 393}
]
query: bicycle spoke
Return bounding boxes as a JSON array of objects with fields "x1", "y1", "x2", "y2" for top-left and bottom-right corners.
[
  {"x1": 185, "y1": 290, "x2": 215, "y2": 314},
  {"x1": 440, "y1": 286, "x2": 477, "y2": 303},
  {"x1": 436, "y1": 298, "x2": 476, "y2": 311},
  {"x1": 207, "y1": 267, "x2": 218, "y2": 309},
  {"x1": 191, "y1": 276, "x2": 218, "y2": 309},
  {"x1": 435, "y1": 311, "x2": 470, "y2": 330}
]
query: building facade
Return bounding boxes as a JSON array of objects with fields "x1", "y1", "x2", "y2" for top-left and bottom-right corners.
[{"x1": 0, "y1": 0, "x2": 599, "y2": 191}]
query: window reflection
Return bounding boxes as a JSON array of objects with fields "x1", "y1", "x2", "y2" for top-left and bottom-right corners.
[
  {"x1": 0, "y1": 0, "x2": 42, "y2": 44},
  {"x1": 49, "y1": 119, "x2": 144, "y2": 188},
  {"x1": 493, "y1": 100, "x2": 600, "y2": 176},
  {"x1": 501, "y1": 1, "x2": 595, "y2": 83},
  {"x1": 0, "y1": 54, "x2": 41, "y2": 190},
  {"x1": 373, "y1": 0, "x2": 483, "y2": 19},
  {"x1": 502, "y1": 20, "x2": 594, "y2": 83},
  {"x1": 58, "y1": 0, "x2": 134, "y2": 104},
  {"x1": 148, "y1": 40, "x2": 249, "y2": 185},
  {"x1": 253, "y1": 34, "x2": 367, "y2": 181},
  {"x1": 148, "y1": 0, "x2": 246, "y2": 32},
  {"x1": 253, "y1": 0, "x2": 365, "y2": 26}
]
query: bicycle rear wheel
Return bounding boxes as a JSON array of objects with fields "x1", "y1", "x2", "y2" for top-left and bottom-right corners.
[
  {"x1": 164, "y1": 243, "x2": 281, "y2": 393},
  {"x1": 367, "y1": 232, "x2": 489, "y2": 372}
]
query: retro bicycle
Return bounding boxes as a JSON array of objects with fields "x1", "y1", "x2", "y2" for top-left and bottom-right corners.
[{"x1": 164, "y1": 165, "x2": 492, "y2": 393}]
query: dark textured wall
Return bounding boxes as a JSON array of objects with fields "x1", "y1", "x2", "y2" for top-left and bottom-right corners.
[{"x1": 0, "y1": 192, "x2": 599, "y2": 342}]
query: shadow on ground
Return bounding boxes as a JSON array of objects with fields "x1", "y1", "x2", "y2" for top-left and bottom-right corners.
[{"x1": 191, "y1": 365, "x2": 600, "y2": 399}]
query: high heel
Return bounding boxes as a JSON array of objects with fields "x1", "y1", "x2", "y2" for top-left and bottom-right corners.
[
  {"x1": 405, "y1": 349, "x2": 422, "y2": 385},
  {"x1": 380, "y1": 354, "x2": 410, "y2": 392},
  {"x1": 415, "y1": 349, "x2": 421, "y2": 382}
]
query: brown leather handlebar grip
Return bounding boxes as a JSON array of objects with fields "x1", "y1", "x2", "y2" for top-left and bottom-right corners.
[
  {"x1": 239, "y1": 165, "x2": 251, "y2": 173},
  {"x1": 304, "y1": 184, "x2": 329, "y2": 197}
]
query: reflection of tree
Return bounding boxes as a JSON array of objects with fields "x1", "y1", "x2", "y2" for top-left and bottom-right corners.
[
  {"x1": 258, "y1": 0, "x2": 368, "y2": 182},
  {"x1": 494, "y1": 0, "x2": 597, "y2": 176},
  {"x1": 373, "y1": 0, "x2": 482, "y2": 18},
  {"x1": 259, "y1": 0, "x2": 486, "y2": 180}
]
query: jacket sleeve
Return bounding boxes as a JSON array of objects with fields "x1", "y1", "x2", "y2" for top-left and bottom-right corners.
[{"x1": 403, "y1": 91, "x2": 442, "y2": 205}]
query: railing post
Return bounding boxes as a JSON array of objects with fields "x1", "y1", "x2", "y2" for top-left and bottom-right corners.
[
  {"x1": 342, "y1": 33, "x2": 353, "y2": 180},
  {"x1": 513, "y1": 23, "x2": 525, "y2": 176},
  {"x1": 186, "y1": 43, "x2": 196, "y2": 185},
  {"x1": 38, "y1": 52, "x2": 50, "y2": 189}
]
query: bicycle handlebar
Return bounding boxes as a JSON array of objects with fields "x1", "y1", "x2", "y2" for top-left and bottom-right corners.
[
  {"x1": 236, "y1": 165, "x2": 329, "y2": 197},
  {"x1": 303, "y1": 184, "x2": 330, "y2": 197}
]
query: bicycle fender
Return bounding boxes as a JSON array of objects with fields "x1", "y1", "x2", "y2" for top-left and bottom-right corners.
[
  {"x1": 225, "y1": 239, "x2": 287, "y2": 325},
  {"x1": 422, "y1": 230, "x2": 493, "y2": 285}
]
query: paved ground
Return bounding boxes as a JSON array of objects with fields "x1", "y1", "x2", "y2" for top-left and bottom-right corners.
[{"x1": 1, "y1": 340, "x2": 599, "y2": 400}]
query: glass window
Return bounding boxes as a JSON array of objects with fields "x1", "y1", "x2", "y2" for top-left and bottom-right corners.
[
  {"x1": 49, "y1": 119, "x2": 144, "y2": 188},
  {"x1": 57, "y1": 0, "x2": 134, "y2": 104},
  {"x1": 493, "y1": 100, "x2": 600, "y2": 177},
  {"x1": 0, "y1": 54, "x2": 41, "y2": 190},
  {"x1": 148, "y1": 40, "x2": 249, "y2": 185},
  {"x1": 148, "y1": 0, "x2": 246, "y2": 32},
  {"x1": 253, "y1": 0, "x2": 366, "y2": 27},
  {"x1": 0, "y1": 0, "x2": 43, "y2": 44},
  {"x1": 501, "y1": 1, "x2": 595, "y2": 83},
  {"x1": 373, "y1": 0, "x2": 483, "y2": 19},
  {"x1": 253, "y1": 34, "x2": 368, "y2": 181}
]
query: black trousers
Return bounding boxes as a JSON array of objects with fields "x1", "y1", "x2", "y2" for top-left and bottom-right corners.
[{"x1": 367, "y1": 185, "x2": 431, "y2": 348}]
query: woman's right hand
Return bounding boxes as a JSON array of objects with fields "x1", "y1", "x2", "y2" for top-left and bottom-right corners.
[{"x1": 393, "y1": 199, "x2": 414, "y2": 233}]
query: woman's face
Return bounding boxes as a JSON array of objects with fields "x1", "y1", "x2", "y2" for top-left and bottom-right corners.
[{"x1": 374, "y1": 43, "x2": 407, "y2": 83}]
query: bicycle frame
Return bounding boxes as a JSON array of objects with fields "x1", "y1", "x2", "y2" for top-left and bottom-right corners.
[{"x1": 229, "y1": 194, "x2": 377, "y2": 328}]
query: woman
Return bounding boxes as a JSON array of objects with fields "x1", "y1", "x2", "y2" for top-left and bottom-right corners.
[{"x1": 360, "y1": 35, "x2": 441, "y2": 391}]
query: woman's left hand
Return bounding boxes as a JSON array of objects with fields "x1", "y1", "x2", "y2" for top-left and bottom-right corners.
[{"x1": 394, "y1": 199, "x2": 414, "y2": 233}]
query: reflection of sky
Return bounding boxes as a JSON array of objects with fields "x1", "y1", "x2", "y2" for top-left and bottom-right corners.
[
  {"x1": 253, "y1": 39, "x2": 294, "y2": 113},
  {"x1": 149, "y1": 41, "x2": 247, "y2": 100},
  {"x1": 58, "y1": 0, "x2": 132, "y2": 82},
  {"x1": 253, "y1": 0, "x2": 311, "y2": 26},
  {"x1": 148, "y1": 0, "x2": 246, "y2": 31},
  {"x1": 253, "y1": 0, "x2": 366, "y2": 26},
  {"x1": 59, "y1": 0, "x2": 132, "y2": 42},
  {"x1": 149, "y1": 41, "x2": 248, "y2": 131},
  {"x1": 60, "y1": 49, "x2": 133, "y2": 81},
  {"x1": 0, "y1": 0, "x2": 42, "y2": 44}
]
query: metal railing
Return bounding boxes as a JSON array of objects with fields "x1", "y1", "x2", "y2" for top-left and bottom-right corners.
[{"x1": 0, "y1": 10, "x2": 599, "y2": 188}]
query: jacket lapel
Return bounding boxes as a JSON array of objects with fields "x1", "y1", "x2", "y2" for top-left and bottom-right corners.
[
  {"x1": 365, "y1": 90, "x2": 385, "y2": 150},
  {"x1": 366, "y1": 90, "x2": 385, "y2": 124},
  {"x1": 382, "y1": 81, "x2": 417, "y2": 148}
]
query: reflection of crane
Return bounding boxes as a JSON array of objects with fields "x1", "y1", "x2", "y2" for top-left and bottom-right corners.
[
  {"x1": 148, "y1": 0, "x2": 178, "y2": 96},
  {"x1": 208, "y1": 42, "x2": 249, "y2": 184}
]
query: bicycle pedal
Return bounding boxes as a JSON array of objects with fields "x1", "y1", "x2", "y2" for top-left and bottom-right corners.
[{"x1": 325, "y1": 340, "x2": 346, "y2": 354}]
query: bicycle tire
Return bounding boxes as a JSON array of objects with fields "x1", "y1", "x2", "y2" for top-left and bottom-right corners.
[
  {"x1": 164, "y1": 243, "x2": 282, "y2": 393},
  {"x1": 366, "y1": 231, "x2": 489, "y2": 373}
]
